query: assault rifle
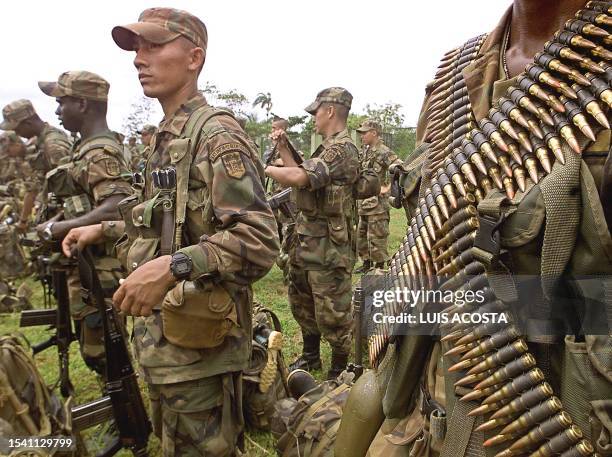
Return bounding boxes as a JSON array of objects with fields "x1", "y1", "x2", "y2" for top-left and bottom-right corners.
[
  {"x1": 19, "y1": 247, "x2": 75, "y2": 398},
  {"x1": 73, "y1": 246, "x2": 151, "y2": 457},
  {"x1": 267, "y1": 187, "x2": 297, "y2": 221}
]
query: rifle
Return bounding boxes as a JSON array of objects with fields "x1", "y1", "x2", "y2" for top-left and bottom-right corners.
[
  {"x1": 267, "y1": 187, "x2": 297, "y2": 221},
  {"x1": 75, "y1": 246, "x2": 151, "y2": 457},
  {"x1": 347, "y1": 283, "x2": 364, "y2": 379},
  {"x1": 19, "y1": 251, "x2": 75, "y2": 398},
  {"x1": 389, "y1": 167, "x2": 405, "y2": 209},
  {"x1": 264, "y1": 137, "x2": 303, "y2": 193}
]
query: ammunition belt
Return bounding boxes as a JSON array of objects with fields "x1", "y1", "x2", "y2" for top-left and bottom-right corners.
[{"x1": 370, "y1": 2, "x2": 611, "y2": 456}]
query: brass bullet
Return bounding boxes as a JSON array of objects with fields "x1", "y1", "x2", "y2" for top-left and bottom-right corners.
[
  {"x1": 572, "y1": 83, "x2": 610, "y2": 128},
  {"x1": 508, "y1": 85, "x2": 555, "y2": 125},
  {"x1": 437, "y1": 169, "x2": 458, "y2": 209},
  {"x1": 532, "y1": 136, "x2": 552, "y2": 173},
  {"x1": 526, "y1": 63, "x2": 562, "y2": 90},
  {"x1": 541, "y1": 124, "x2": 566, "y2": 164},
  {"x1": 455, "y1": 367, "x2": 497, "y2": 388},
  {"x1": 508, "y1": 411, "x2": 573, "y2": 453},
  {"x1": 468, "y1": 399, "x2": 510, "y2": 417},
  {"x1": 558, "y1": 440, "x2": 594, "y2": 457},
  {"x1": 484, "y1": 432, "x2": 518, "y2": 448},
  {"x1": 475, "y1": 353, "x2": 536, "y2": 390},
  {"x1": 490, "y1": 382, "x2": 554, "y2": 420},
  {"x1": 489, "y1": 166, "x2": 504, "y2": 190},
  {"x1": 565, "y1": 19, "x2": 609, "y2": 37},
  {"x1": 560, "y1": 95, "x2": 598, "y2": 141},
  {"x1": 585, "y1": 1, "x2": 612, "y2": 15},
  {"x1": 576, "y1": 8, "x2": 612, "y2": 27},
  {"x1": 479, "y1": 118, "x2": 511, "y2": 153},
  {"x1": 554, "y1": 30, "x2": 598, "y2": 49},
  {"x1": 483, "y1": 368, "x2": 545, "y2": 405},
  {"x1": 534, "y1": 52, "x2": 590, "y2": 87},
  {"x1": 460, "y1": 384, "x2": 499, "y2": 402},
  {"x1": 480, "y1": 177, "x2": 494, "y2": 194},
  {"x1": 448, "y1": 354, "x2": 487, "y2": 373},
  {"x1": 506, "y1": 142, "x2": 523, "y2": 165},
  {"x1": 500, "y1": 396, "x2": 563, "y2": 435},
  {"x1": 503, "y1": 176, "x2": 516, "y2": 199},
  {"x1": 529, "y1": 425, "x2": 583, "y2": 457},
  {"x1": 455, "y1": 320, "x2": 505, "y2": 347},
  {"x1": 475, "y1": 416, "x2": 513, "y2": 433},
  {"x1": 490, "y1": 109, "x2": 520, "y2": 140},
  {"x1": 461, "y1": 326, "x2": 521, "y2": 361},
  {"x1": 440, "y1": 330, "x2": 463, "y2": 343},
  {"x1": 497, "y1": 154, "x2": 514, "y2": 178},
  {"x1": 467, "y1": 340, "x2": 528, "y2": 375},
  {"x1": 517, "y1": 75, "x2": 566, "y2": 113},
  {"x1": 517, "y1": 130, "x2": 534, "y2": 152},
  {"x1": 499, "y1": 97, "x2": 531, "y2": 130}
]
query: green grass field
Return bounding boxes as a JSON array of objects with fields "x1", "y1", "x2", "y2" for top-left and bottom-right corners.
[{"x1": 0, "y1": 209, "x2": 407, "y2": 456}]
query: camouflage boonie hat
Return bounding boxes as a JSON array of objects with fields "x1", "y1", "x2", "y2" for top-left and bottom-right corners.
[
  {"x1": 305, "y1": 87, "x2": 353, "y2": 115},
  {"x1": 356, "y1": 119, "x2": 382, "y2": 134},
  {"x1": 112, "y1": 7, "x2": 208, "y2": 51},
  {"x1": 137, "y1": 124, "x2": 157, "y2": 134},
  {"x1": 38, "y1": 71, "x2": 110, "y2": 102},
  {"x1": 0, "y1": 99, "x2": 36, "y2": 130}
]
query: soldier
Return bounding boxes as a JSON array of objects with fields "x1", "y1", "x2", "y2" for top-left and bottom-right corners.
[
  {"x1": 131, "y1": 124, "x2": 157, "y2": 171},
  {"x1": 0, "y1": 99, "x2": 71, "y2": 232},
  {"x1": 356, "y1": 1, "x2": 612, "y2": 456},
  {"x1": 355, "y1": 119, "x2": 401, "y2": 273},
  {"x1": 265, "y1": 87, "x2": 360, "y2": 379},
  {"x1": 62, "y1": 7, "x2": 279, "y2": 455},
  {"x1": 36, "y1": 70, "x2": 133, "y2": 378},
  {"x1": 265, "y1": 116, "x2": 301, "y2": 284}
]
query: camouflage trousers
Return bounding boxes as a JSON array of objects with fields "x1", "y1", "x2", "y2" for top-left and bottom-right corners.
[
  {"x1": 288, "y1": 266, "x2": 353, "y2": 355},
  {"x1": 357, "y1": 214, "x2": 390, "y2": 263},
  {"x1": 149, "y1": 372, "x2": 244, "y2": 457}
]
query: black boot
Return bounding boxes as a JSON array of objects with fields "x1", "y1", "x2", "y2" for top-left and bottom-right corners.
[
  {"x1": 326, "y1": 351, "x2": 349, "y2": 380},
  {"x1": 289, "y1": 334, "x2": 322, "y2": 372},
  {"x1": 355, "y1": 260, "x2": 372, "y2": 274}
]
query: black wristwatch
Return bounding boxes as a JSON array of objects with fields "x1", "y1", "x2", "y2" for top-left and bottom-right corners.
[{"x1": 170, "y1": 252, "x2": 193, "y2": 281}]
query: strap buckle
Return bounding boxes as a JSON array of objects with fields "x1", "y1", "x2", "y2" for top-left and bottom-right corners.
[{"x1": 471, "y1": 214, "x2": 506, "y2": 267}]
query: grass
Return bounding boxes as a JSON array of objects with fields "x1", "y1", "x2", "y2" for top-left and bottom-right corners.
[{"x1": 0, "y1": 208, "x2": 408, "y2": 456}]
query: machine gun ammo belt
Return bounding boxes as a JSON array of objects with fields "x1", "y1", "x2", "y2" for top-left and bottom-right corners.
[{"x1": 369, "y1": 2, "x2": 612, "y2": 456}]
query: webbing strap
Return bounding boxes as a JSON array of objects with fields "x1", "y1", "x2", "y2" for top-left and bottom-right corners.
[
  {"x1": 538, "y1": 146, "x2": 582, "y2": 299},
  {"x1": 439, "y1": 400, "x2": 483, "y2": 457}
]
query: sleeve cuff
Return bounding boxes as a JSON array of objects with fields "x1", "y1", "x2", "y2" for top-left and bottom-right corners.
[
  {"x1": 177, "y1": 243, "x2": 219, "y2": 280},
  {"x1": 101, "y1": 220, "x2": 125, "y2": 241}
]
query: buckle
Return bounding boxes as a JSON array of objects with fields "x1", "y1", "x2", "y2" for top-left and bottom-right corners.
[{"x1": 472, "y1": 214, "x2": 506, "y2": 266}]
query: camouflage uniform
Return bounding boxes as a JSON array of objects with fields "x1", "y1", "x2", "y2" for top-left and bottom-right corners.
[
  {"x1": 288, "y1": 88, "x2": 360, "y2": 361},
  {"x1": 39, "y1": 71, "x2": 133, "y2": 375},
  {"x1": 355, "y1": 120, "x2": 401, "y2": 266},
  {"x1": 109, "y1": 9, "x2": 280, "y2": 455},
  {"x1": 366, "y1": 7, "x2": 612, "y2": 455},
  {"x1": 0, "y1": 99, "x2": 71, "y2": 195}
]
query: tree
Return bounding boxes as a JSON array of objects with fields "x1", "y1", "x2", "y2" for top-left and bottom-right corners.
[
  {"x1": 363, "y1": 102, "x2": 415, "y2": 159},
  {"x1": 253, "y1": 92, "x2": 273, "y2": 117},
  {"x1": 121, "y1": 96, "x2": 156, "y2": 140}
]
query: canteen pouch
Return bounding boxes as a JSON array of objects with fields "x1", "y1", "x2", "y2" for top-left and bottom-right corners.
[
  {"x1": 46, "y1": 164, "x2": 79, "y2": 197},
  {"x1": 162, "y1": 279, "x2": 238, "y2": 349}
]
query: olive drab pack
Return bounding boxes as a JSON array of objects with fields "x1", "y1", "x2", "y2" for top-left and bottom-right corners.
[
  {"x1": 242, "y1": 304, "x2": 288, "y2": 431},
  {"x1": 0, "y1": 335, "x2": 69, "y2": 448},
  {"x1": 271, "y1": 377, "x2": 353, "y2": 457},
  {"x1": 354, "y1": 168, "x2": 381, "y2": 200}
]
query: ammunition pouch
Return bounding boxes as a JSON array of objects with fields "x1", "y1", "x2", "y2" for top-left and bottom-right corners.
[
  {"x1": 354, "y1": 168, "x2": 381, "y2": 200},
  {"x1": 328, "y1": 216, "x2": 349, "y2": 245},
  {"x1": 63, "y1": 194, "x2": 92, "y2": 220},
  {"x1": 46, "y1": 163, "x2": 79, "y2": 197},
  {"x1": 161, "y1": 279, "x2": 238, "y2": 349}
]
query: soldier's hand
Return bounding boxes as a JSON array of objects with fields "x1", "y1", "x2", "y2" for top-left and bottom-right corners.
[
  {"x1": 271, "y1": 130, "x2": 289, "y2": 150},
  {"x1": 112, "y1": 255, "x2": 176, "y2": 317},
  {"x1": 62, "y1": 224, "x2": 104, "y2": 258}
]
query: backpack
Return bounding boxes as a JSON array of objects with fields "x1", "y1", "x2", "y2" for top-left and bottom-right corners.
[
  {"x1": 242, "y1": 304, "x2": 289, "y2": 431},
  {"x1": 272, "y1": 376, "x2": 353, "y2": 457},
  {"x1": 0, "y1": 335, "x2": 69, "y2": 442}
]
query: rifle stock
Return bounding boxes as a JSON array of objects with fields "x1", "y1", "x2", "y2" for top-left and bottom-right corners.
[{"x1": 267, "y1": 187, "x2": 296, "y2": 221}]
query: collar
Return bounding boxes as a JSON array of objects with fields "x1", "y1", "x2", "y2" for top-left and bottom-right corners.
[
  {"x1": 158, "y1": 92, "x2": 209, "y2": 137},
  {"x1": 321, "y1": 128, "x2": 350, "y2": 149}
]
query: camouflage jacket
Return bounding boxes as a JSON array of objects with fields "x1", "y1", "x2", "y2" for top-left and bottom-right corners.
[
  {"x1": 121, "y1": 92, "x2": 279, "y2": 384},
  {"x1": 358, "y1": 141, "x2": 400, "y2": 216},
  {"x1": 30, "y1": 123, "x2": 71, "y2": 189},
  {"x1": 292, "y1": 129, "x2": 359, "y2": 272}
]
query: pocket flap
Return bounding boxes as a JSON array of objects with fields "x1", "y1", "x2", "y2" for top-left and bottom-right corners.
[
  {"x1": 296, "y1": 219, "x2": 328, "y2": 237},
  {"x1": 168, "y1": 138, "x2": 191, "y2": 164},
  {"x1": 500, "y1": 185, "x2": 545, "y2": 247},
  {"x1": 384, "y1": 404, "x2": 426, "y2": 446}
]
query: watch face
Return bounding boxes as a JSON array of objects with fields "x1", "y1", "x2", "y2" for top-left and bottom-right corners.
[{"x1": 175, "y1": 262, "x2": 191, "y2": 275}]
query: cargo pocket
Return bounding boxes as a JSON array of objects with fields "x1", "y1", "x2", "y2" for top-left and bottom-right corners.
[
  {"x1": 383, "y1": 404, "x2": 431, "y2": 457},
  {"x1": 125, "y1": 199, "x2": 161, "y2": 273},
  {"x1": 328, "y1": 216, "x2": 348, "y2": 245},
  {"x1": 160, "y1": 377, "x2": 225, "y2": 457},
  {"x1": 561, "y1": 335, "x2": 612, "y2": 442},
  {"x1": 590, "y1": 400, "x2": 612, "y2": 455},
  {"x1": 162, "y1": 280, "x2": 238, "y2": 349}
]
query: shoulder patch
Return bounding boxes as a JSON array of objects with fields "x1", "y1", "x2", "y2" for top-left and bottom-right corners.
[
  {"x1": 104, "y1": 158, "x2": 121, "y2": 176},
  {"x1": 221, "y1": 151, "x2": 246, "y2": 179},
  {"x1": 210, "y1": 142, "x2": 248, "y2": 163},
  {"x1": 321, "y1": 146, "x2": 342, "y2": 163}
]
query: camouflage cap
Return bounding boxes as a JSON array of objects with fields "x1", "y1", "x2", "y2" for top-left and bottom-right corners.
[
  {"x1": 304, "y1": 87, "x2": 353, "y2": 115},
  {"x1": 0, "y1": 99, "x2": 36, "y2": 130},
  {"x1": 38, "y1": 71, "x2": 110, "y2": 102},
  {"x1": 137, "y1": 124, "x2": 157, "y2": 134},
  {"x1": 112, "y1": 8, "x2": 207, "y2": 51},
  {"x1": 356, "y1": 119, "x2": 382, "y2": 133}
]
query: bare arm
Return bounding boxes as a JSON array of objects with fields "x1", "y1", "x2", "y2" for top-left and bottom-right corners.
[{"x1": 265, "y1": 165, "x2": 309, "y2": 188}]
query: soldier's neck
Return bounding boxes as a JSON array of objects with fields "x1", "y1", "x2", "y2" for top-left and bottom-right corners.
[
  {"x1": 79, "y1": 118, "x2": 110, "y2": 142},
  {"x1": 158, "y1": 82, "x2": 199, "y2": 118},
  {"x1": 30, "y1": 118, "x2": 45, "y2": 136},
  {"x1": 506, "y1": 0, "x2": 585, "y2": 77}
]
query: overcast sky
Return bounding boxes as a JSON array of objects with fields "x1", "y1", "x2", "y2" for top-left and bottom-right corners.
[{"x1": 0, "y1": 1, "x2": 511, "y2": 134}]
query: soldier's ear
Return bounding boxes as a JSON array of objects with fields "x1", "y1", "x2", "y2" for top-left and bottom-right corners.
[
  {"x1": 78, "y1": 98, "x2": 89, "y2": 114},
  {"x1": 189, "y1": 46, "x2": 206, "y2": 75}
]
